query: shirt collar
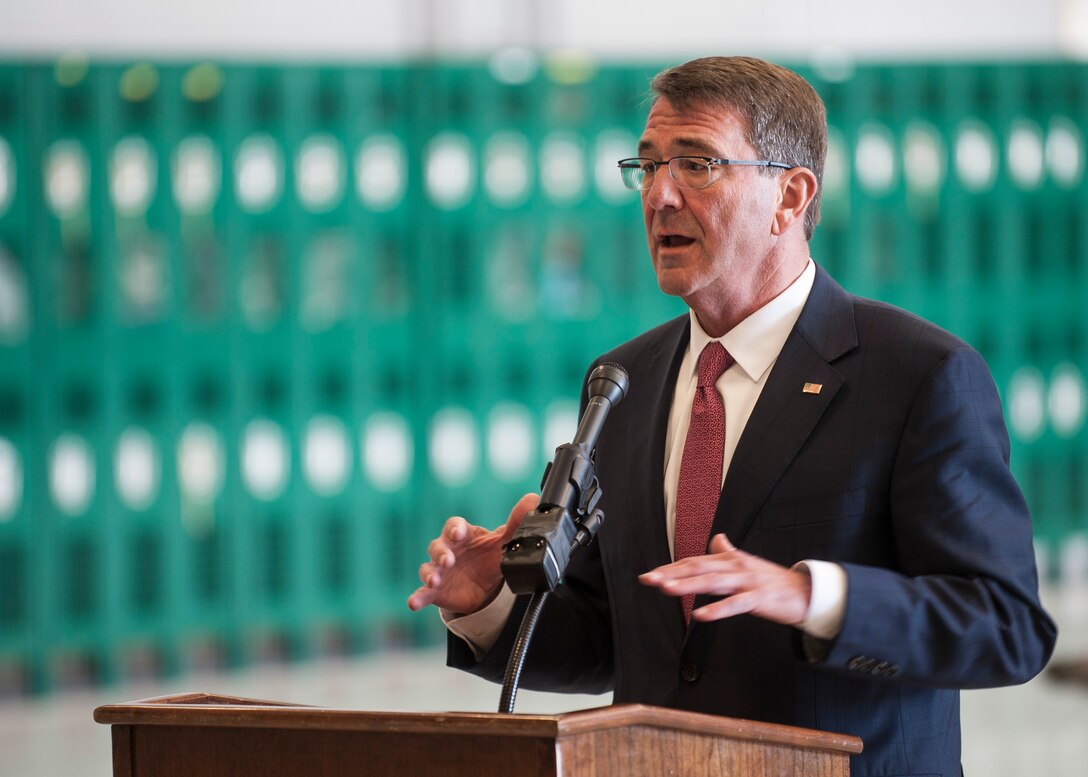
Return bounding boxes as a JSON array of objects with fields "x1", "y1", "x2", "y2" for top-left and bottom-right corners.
[{"x1": 687, "y1": 258, "x2": 816, "y2": 382}]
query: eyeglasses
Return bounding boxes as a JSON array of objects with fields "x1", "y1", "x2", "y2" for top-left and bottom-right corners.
[{"x1": 617, "y1": 156, "x2": 792, "y2": 191}]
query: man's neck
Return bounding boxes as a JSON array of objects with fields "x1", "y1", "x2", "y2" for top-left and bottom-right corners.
[{"x1": 690, "y1": 255, "x2": 811, "y2": 338}]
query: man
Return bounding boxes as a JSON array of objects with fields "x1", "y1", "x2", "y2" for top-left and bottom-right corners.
[{"x1": 408, "y1": 56, "x2": 1056, "y2": 776}]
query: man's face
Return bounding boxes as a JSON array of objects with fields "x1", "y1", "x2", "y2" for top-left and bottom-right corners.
[{"x1": 638, "y1": 97, "x2": 785, "y2": 323}]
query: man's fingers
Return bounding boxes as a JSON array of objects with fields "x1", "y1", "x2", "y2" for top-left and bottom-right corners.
[
  {"x1": 426, "y1": 538, "x2": 448, "y2": 565},
  {"x1": 417, "y1": 561, "x2": 441, "y2": 587},
  {"x1": 642, "y1": 570, "x2": 747, "y2": 597},
  {"x1": 431, "y1": 534, "x2": 465, "y2": 568},
  {"x1": 641, "y1": 554, "x2": 742, "y2": 584},
  {"x1": 443, "y1": 516, "x2": 469, "y2": 543},
  {"x1": 426, "y1": 516, "x2": 476, "y2": 566},
  {"x1": 692, "y1": 591, "x2": 757, "y2": 621},
  {"x1": 709, "y1": 533, "x2": 737, "y2": 553},
  {"x1": 407, "y1": 586, "x2": 436, "y2": 612}
]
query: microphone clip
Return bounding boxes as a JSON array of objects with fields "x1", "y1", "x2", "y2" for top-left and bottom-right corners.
[{"x1": 500, "y1": 444, "x2": 603, "y2": 594}]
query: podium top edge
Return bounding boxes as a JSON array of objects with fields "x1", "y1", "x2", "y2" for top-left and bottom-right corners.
[
  {"x1": 93, "y1": 692, "x2": 569, "y2": 736},
  {"x1": 92, "y1": 696, "x2": 862, "y2": 754},
  {"x1": 559, "y1": 704, "x2": 863, "y2": 754}
]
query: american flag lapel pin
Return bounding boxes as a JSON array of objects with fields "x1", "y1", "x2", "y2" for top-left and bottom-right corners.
[{"x1": 802, "y1": 382, "x2": 823, "y2": 394}]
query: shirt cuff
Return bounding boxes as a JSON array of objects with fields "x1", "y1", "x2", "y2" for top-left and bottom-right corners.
[
  {"x1": 792, "y1": 559, "x2": 847, "y2": 640},
  {"x1": 441, "y1": 584, "x2": 517, "y2": 658}
]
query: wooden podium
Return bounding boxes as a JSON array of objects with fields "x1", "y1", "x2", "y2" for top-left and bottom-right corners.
[{"x1": 95, "y1": 692, "x2": 862, "y2": 776}]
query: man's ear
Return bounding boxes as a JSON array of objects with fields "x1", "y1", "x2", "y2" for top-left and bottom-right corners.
[{"x1": 772, "y1": 167, "x2": 819, "y2": 236}]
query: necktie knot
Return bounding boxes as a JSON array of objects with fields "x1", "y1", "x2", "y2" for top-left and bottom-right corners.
[{"x1": 697, "y1": 341, "x2": 731, "y2": 388}]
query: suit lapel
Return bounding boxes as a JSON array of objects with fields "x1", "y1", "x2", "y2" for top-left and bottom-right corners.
[
  {"x1": 620, "y1": 316, "x2": 690, "y2": 574},
  {"x1": 712, "y1": 266, "x2": 859, "y2": 548}
]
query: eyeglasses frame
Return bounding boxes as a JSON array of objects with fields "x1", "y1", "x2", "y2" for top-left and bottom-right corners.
[{"x1": 617, "y1": 155, "x2": 793, "y2": 191}]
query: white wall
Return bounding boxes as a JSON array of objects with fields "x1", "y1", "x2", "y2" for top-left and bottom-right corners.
[{"x1": 1, "y1": 0, "x2": 1087, "y2": 61}]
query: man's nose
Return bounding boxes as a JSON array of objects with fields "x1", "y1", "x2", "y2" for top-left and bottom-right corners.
[{"x1": 643, "y1": 168, "x2": 683, "y2": 210}]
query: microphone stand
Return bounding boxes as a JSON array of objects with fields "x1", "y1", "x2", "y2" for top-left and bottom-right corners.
[{"x1": 496, "y1": 363, "x2": 627, "y2": 714}]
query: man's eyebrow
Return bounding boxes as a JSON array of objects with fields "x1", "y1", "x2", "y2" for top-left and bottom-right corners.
[{"x1": 673, "y1": 137, "x2": 719, "y2": 155}]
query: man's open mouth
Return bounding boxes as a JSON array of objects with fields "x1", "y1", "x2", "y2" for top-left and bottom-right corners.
[{"x1": 660, "y1": 234, "x2": 695, "y2": 248}]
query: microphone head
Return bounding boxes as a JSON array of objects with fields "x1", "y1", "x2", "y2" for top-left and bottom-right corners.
[{"x1": 587, "y1": 362, "x2": 629, "y2": 407}]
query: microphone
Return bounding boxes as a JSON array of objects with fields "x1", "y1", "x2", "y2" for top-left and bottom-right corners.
[
  {"x1": 571, "y1": 363, "x2": 630, "y2": 450},
  {"x1": 501, "y1": 363, "x2": 629, "y2": 594}
]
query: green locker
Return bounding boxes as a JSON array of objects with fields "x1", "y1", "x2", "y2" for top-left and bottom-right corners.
[
  {"x1": 0, "y1": 64, "x2": 34, "y2": 692},
  {"x1": 344, "y1": 64, "x2": 430, "y2": 646},
  {"x1": 23, "y1": 61, "x2": 114, "y2": 690}
]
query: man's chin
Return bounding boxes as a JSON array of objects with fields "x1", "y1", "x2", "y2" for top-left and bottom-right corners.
[{"x1": 653, "y1": 267, "x2": 696, "y2": 299}]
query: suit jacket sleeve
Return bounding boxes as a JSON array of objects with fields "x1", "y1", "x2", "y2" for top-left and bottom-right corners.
[{"x1": 815, "y1": 343, "x2": 1057, "y2": 687}]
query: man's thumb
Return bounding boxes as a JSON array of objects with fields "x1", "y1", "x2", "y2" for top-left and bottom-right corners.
[{"x1": 502, "y1": 492, "x2": 541, "y2": 539}]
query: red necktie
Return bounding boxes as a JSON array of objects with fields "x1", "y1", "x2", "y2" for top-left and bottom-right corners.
[{"x1": 674, "y1": 340, "x2": 733, "y2": 624}]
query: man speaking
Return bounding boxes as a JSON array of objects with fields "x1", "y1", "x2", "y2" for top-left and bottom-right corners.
[{"x1": 408, "y1": 56, "x2": 1056, "y2": 776}]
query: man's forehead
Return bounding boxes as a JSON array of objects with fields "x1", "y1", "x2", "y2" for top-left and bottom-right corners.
[
  {"x1": 638, "y1": 99, "x2": 750, "y2": 154},
  {"x1": 637, "y1": 134, "x2": 721, "y2": 155}
]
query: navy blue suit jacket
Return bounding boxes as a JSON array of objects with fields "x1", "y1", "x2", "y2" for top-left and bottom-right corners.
[{"x1": 450, "y1": 265, "x2": 1056, "y2": 776}]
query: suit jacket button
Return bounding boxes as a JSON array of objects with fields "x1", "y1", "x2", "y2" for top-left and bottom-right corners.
[
  {"x1": 884, "y1": 665, "x2": 899, "y2": 677},
  {"x1": 680, "y1": 663, "x2": 700, "y2": 683},
  {"x1": 848, "y1": 655, "x2": 868, "y2": 671},
  {"x1": 872, "y1": 661, "x2": 891, "y2": 676}
]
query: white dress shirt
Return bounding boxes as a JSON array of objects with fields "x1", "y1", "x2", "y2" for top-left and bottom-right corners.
[{"x1": 446, "y1": 258, "x2": 845, "y2": 653}]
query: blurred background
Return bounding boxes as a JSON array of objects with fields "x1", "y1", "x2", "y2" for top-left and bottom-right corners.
[{"x1": 1, "y1": 0, "x2": 1087, "y2": 774}]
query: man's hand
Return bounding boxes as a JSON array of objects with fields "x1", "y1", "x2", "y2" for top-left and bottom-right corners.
[
  {"x1": 639, "y1": 534, "x2": 812, "y2": 625},
  {"x1": 407, "y1": 493, "x2": 540, "y2": 615}
]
